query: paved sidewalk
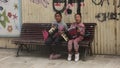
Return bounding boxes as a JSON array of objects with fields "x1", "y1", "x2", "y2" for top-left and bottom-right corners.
[{"x1": 0, "y1": 49, "x2": 120, "y2": 68}]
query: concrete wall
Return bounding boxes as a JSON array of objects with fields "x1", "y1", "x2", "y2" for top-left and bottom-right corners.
[{"x1": 0, "y1": 0, "x2": 120, "y2": 55}]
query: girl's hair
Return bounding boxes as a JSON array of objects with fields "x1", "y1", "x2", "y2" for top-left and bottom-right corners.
[
  {"x1": 55, "y1": 11, "x2": 62, "y2": 18},
  {"x1": 75, "y1": 13, "x2": 82, "y2": 18}
]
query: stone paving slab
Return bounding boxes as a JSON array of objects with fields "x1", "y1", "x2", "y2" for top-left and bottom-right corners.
[{"x1": 0, "y1": 49, "x2": 120, "y2": 68}]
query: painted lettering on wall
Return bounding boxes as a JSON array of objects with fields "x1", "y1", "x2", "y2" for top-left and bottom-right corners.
[
  {"x1": 95, "y1": 12, "x2": 120, "y2": 22},
  {"x1": 92, "y1": 0, "x2": 120, "y2": 8},
  {"x1": 92, "y1": 0, "x2": 120, "y2": 22}
]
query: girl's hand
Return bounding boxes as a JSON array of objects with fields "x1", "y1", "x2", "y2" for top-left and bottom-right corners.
[
  {"x1": 77, "y1": 29, "x2": 80, "y2": 32},
  {"x1": 51, "y1": 25, "x2": 56, "y2": 28},
  {"x1": 77, "y1": 27, "x2": 81, "y2": 32},
  {"x1": 59, "y1": 31, "x2": 64, "y2": 34}
]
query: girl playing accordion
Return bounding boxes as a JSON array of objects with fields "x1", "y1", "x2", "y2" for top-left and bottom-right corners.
[
  {"x1": 45, "y1": 12, "x2": 68, "y2": 60},
  {"x1": 67, "y1": 13, "x2": 85, "y2": 61}
]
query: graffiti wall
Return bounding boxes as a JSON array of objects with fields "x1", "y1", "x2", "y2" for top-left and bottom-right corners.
[
  {"x1": 22, "y1": 0, "x2": 85, "y2": 23},
  {"x1": 0, "y1": 0, "x2": 21, "y2": 37},
  {"x1": 22, "y1": 0, "x2": 120, "y2": 23},
  {"x1": 82, "y1": 0, "x2": 120, "y2": 55},
  {"x1": 21, "y1": 0, "x2": 120, "y2": 55},
  {"x1": 92, "y1": 0, "x2": 120, "y2": 22},
  {"x1": 0, "y1": 0, "x2": 120, "y2": 55}
]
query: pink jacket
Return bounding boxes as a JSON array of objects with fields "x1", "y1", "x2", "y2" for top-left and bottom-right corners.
[{"x1": 70, "y1": 22, "x2": 85, "y2": 38}]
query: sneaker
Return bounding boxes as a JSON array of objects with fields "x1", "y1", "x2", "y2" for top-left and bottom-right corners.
[
  {"x1": 67, "y1": 54, "x2": 72, "y2": 61},
  {"x1": 53, "y1": 54, "x2": 61, "y2": 59},
  {"x1": 49, "y1": 54, "x2": 61, "y2": 60},
  {"x1": 49, "y1": 54, "x2": 54, "y2": 60},
  {"x1": 75, "y1": 53, "x2": 79, "y2": 62}
]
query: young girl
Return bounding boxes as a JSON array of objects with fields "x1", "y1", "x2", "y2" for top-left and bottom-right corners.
[
  {"x1": 45, "y1": 12, "x2": 68, "y2": 59},
  {"x1": 67, "y1": 13, "x2": 85, "y2": 61}
]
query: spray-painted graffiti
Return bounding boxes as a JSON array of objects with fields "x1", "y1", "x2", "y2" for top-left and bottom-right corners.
[
  {"x1": 0, "y1": 0, "x2": 9, "y2": 3},
  {"x1": 30, "y1": 0, "x2": 49, "y2": 8},
  {"x1": 53, "y1": 0, "x2": 85, "y2": 14},
  {"x1": 92, "y1": 0, "x2": 120, "y2": 8},
  {"x1": 92, "y1": 0, "x2": 109, "y2": 6},
  {"x1": 95, "y1": 12, "x2": 120, "y2": 22}
]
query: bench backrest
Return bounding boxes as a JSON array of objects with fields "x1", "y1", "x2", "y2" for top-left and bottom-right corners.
[
  {"x1": 83, "y1": 23, "x2": 96, "y2": 42},
  {"x1": 21, "y1": 23, "x2": 43, "y2": 40},
  {"x1": 20, "y1": 23, "x2": 96, "y2": 41}
]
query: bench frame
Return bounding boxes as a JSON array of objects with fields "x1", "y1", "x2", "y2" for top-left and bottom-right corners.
[{"x1": 12, "y1": 23, "x2": 97, "y2": 60}]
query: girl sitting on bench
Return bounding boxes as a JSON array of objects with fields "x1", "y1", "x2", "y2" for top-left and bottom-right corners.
[
  {"x1": 67, "y1": 13, "x2": 85, "y2": 61},
  {"x1": 45, "y1": 11, "x2": 68, "y2": 60}
]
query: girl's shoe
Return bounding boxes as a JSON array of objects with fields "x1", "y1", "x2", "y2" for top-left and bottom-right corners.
[
  {"x1": 49, "y1": 54, "x2": 61, "y2": 60},
  {"x1": 67, "y1": 54, "x2": 72, "y2": 61},
  {"x1": 53, "y1": 54, "x2": 61, "y2": 59},
  {"x1": 49, "y1": 54, "x2": 54, "y2": 60},
  {"x1": 75, "y1": 53, "x2": 79, "y2": 62}
]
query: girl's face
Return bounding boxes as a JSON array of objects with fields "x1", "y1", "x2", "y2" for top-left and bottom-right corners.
[
  {"x1": 75, "y1": 14, "x2": 81, "y2": 23},
  {"x1": 55, "y1": 14, "x2": 62, "y2": 23}
]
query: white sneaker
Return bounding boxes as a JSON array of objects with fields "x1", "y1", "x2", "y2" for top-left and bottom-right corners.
[
  {"x1": 75, "y1": 53, "x2": 79, "y2": 62},
  {"x1": 67, "y1": 54, "x2": 72, "y2": 61}
]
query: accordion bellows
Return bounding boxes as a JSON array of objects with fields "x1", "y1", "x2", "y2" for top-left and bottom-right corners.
[{"x1": 68, "y1": 27, "x2": 79, "y2": 39}]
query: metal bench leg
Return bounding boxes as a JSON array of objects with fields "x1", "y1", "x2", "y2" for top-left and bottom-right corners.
[
  {"x1": 82, "y1": 48, "x2": 88, "y2": 61},
  {"x1": 24, "y1": 45, "x2": 30, "y2": 53},
  {"x1": 16, "y1": 45, "x2": 23, "y2": 57},
  {"x1": 89, "y1": 43, "x2": 93, "y2": 56},
  {"x1": 89, "y1": 47, "x2": 93, "y2": 56}
]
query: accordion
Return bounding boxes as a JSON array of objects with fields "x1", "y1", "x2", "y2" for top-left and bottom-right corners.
[
  {"x1": 68, "y1": 27, "x2": 80, "y2": 39},
  {"x1": 61, "y1": 31, "x2": 69, "y2": 41},
  {"x1": 48, "y1": 24, "x2": 58, "y2": 36}
]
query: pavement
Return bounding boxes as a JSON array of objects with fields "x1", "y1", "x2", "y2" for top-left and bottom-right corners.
[{"x1": 0, "y1": 48, "x2": 120, "y2": 68}]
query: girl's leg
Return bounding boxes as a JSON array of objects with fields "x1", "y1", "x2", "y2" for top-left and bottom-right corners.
[
  {"x1": 68, "y1": 40, "x2": 73, "y2": 54},
  {"x1": 67, "y1": 40, "x2": 73, "y2": 61},
  {"x1": 54, "y1": 36, "x2": 63, "y2": 54},
  {"x1": 73, "y1": 37, "x2": 82, "y2": 61},
  {"x1": 74, "y1": 38, "x2": 80, "y2": 54},
  {"x1": 45, "y1": 37, "x2": 55, "y2": 59},
  {"x1": 45, "y1": 37, "x2": 54, "y2": 54},
  {"x1": 74, "y1": 36, "x2": 83, "y2": 53},
  {"x1": 49, "y1": 36, "x2": 63, "y2": 59}
]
